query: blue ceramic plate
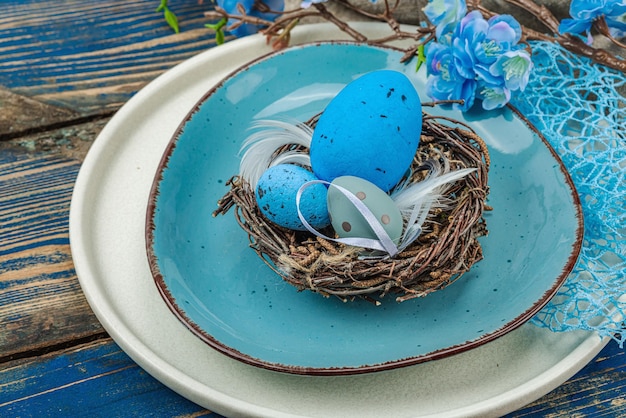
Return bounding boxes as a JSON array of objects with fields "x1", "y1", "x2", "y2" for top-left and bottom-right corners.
[{"x1": 146, "y1": 42, "x2": 583, "y2": 375}]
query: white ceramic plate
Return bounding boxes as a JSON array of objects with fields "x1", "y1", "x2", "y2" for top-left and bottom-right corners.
[{"x1": 70, "y1": 22, "x2": 609, "y2": 417}]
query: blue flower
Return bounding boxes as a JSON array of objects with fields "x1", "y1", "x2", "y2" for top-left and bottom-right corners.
[
  {"x1": 218, "y1": 0, "x2": 284, "y2": 37},
  {"x1": 474, "y1": 49, "x2": 532, "y2": 111},
  {"x1": 452, "y1": 11, "x2": 488, "y2": 79},
  {"x1": 478, "y1": 84, "x2": 511, "y2": 110},
  {"x1": 474, "y1": 15, "x2": 521, "y2": 70},
  {"x1": 487, "y1": 15, "x2": 522, "y2": 47},
  {"x1": 559, "y1": 0, "x2": 626, "y2": 42},
  {"x1": 423, "y1": 1, "x2": 531, "y2": 111},
  {"x1": 571, "y1": 0, "x2": 626, "y2": 21},
  {"x1": 425, "y1": 42, "x2": 477, "y2": 111},
  {"x1": 489, "y1": 50, "x2": 533, "y2": 91},
  {"x1": 423, "y1": 0, "x2": 467, "y2": 38}
]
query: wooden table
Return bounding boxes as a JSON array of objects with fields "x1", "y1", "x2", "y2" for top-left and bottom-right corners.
[{"x1": 1, "y1": 1, "x2": 624, "y2": 416}]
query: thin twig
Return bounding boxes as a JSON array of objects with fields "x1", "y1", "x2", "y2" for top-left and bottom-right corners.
[{"x1": 312, "y1": 3, "x2": 368, "y2": 42}]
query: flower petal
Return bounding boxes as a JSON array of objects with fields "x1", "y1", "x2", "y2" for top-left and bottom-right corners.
[
  {"x1": 488, "y1": 15, "x2": 522, "y2": 44},
  {"x1": 480, "y1": 84, "x2": 511, "y2": 110},
  {"x1": 558, "y1": 17, "x2": 593, "y2": 35}
]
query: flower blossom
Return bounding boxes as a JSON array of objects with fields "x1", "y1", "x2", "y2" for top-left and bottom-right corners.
[
  {"x1": 559, "y1": 0, "x2": 626, "y2": 43},
  {"x1": 489, "y1": 50, "x2": 533, "y2": 92},
  {"x1": 423, "y1": 0, "x2": 467, "y2": 38},
  {"x1": 218, "y1": 0, "x2": 284, "y2": 37},
  {"x1": 479, "y1": 85, "x2": 510, "y2": 111},
  {"x1": 426, "y1": 42, "x2": 478, "y2": 109},
  {"x1": 423, "y1": 0, "x2": 532, "y2": 111}
]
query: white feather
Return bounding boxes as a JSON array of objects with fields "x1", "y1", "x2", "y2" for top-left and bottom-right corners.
[
  {"x1": 392, "y1": 160, "x2": 476, "y2": 250},
  {"x1": 393, "y1": 168, "x2": 476, "y2": 212},
  {"x1": 239, "y1": 119, "x2": 313, "y2": 189},
  {"x1": 270, "y1": 151, "x2": 311, "y2": 168}
]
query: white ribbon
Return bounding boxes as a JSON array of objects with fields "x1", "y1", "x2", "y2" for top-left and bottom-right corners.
[
  {"x1": 294, "y1": 162, "x2": 476, "y2": 259},
  {"x1": 295, "y1": 180, "x2": 400, "y2": 257}
]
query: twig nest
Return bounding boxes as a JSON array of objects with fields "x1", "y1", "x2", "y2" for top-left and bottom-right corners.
[{"x1": 214, "y1": 113, "x2": 491, "y2": 303}]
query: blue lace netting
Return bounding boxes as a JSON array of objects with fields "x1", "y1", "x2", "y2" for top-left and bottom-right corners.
[{"x1": 511, "y1": 41, "x2": 626, "y2": 345}]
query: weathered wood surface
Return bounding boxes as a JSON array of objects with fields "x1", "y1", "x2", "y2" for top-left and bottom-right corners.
[
  {"x1": 0, "y1": 338, "x2": 213, "y2": 417},
  {"x1": 0, "y1": 135, "x2": 218, "y2": 416},
  {"x1": 0, "y1": 149, "x2": 102, "y2": 362},
  {"x1": 1, "y1": 0, "x2": 625, "y2": 416},
  {"x1": 510, "y1": 341, "x2": 626, "y2": 417},
  {"x1": 0, "y1": 0, "x2": 218, "y2": 137},
  {"x1": 0, "y1": 88, "x2": 79, "y2": 139}
]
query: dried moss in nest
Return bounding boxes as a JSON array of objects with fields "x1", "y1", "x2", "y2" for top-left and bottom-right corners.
[{"x1": 213, "y1": 113, "x2": 490, "y2": 304}]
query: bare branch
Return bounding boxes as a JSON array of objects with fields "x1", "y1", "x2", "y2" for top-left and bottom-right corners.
[
  {"x1": 204, "y1": 0, "x2": 626, "y2": 73},
  {"x1": 312, "y1": 3, "x2": 369, "y2": 42}
]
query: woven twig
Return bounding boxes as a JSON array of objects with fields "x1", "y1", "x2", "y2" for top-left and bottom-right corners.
[{"x1": 214, "y1": 113, "x2": 490, "y2": 303}]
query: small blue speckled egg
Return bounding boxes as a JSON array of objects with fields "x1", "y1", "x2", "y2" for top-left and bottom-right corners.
[
  {"x1": 327, "y1": 176, "x2": 403, "y2": 243},
  {"x1": 310, "y1": 70, "x2": 422, "y2": 192},
  {"x1": 256, "y1": 164, "x2": 330, "y2": 231}
]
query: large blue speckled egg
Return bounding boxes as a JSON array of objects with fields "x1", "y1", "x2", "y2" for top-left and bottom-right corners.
[
  {"x1": 256, "y1": 164, "x2": 330, "y2": 231},
  {"x1": 327, "y1": 176, "x2": 403, "y2": 244},
  {"x1": 310, "y1": 70, "x2": 422, "y2": 192}
]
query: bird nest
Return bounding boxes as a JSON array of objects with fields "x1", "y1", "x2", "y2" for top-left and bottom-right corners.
[{"x1": 213, "y1": 113, "x2": 490, "y2": 303}]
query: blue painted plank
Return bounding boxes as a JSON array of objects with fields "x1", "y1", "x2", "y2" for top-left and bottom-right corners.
[
  {"x1": 0, "y1": 339, "x2": 220, "y2": 417},
  {"x1": 0, "y1": 1, "x2": 213, "y2": 62},
  {"x1": 2, "y1": 337, "x2": 625, "y2": 417},
  {"x1": 0, "y1": 156, "x2": 79, "y2": 251},
  {"x1": 507, "y1": 339, "x2": 626, "y2": 417},
  {"x1": 0, "y1": 0, "x2": 221, "y2": 113},
  {"x1": 0, "y1": 152, "x2": 103, "y2": 357}
]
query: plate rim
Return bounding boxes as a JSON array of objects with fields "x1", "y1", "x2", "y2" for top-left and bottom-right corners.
[
  {"x1": 69, "y1": 21, "x2": 606, "y2": 417},
  {"x1": 144, "y1": 40, "x2": 584, "y2": 375}
]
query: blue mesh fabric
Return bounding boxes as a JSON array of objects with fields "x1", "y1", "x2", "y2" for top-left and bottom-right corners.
[{"x1": 511, "y1": 41, "x2": 626, "y2": 345}]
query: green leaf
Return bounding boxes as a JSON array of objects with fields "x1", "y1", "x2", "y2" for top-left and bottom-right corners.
[
  {"x1": 205, "y1": 18, "x2": 227, "y2": 44},
  {"x1": 216, "y1": 29, "x2": 225, "y2": 45},
  {"x1": 155, "y1": 0, "x2": 167, "y2": 12},
  {"x1": 415, "y1": 44, "x2": 427, "y2": 72},
  {"x1": 205, "y1": 18, "x2": 227, "y2": 31},
  {"x1": 164, "y1": 8, "x2": 179, "y2": 34}
]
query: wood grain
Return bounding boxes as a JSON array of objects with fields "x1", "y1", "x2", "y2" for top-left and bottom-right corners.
[
  {"x1": 0, "y1": 338, "x2": 215, "y2": 417},
  {"x1": 0, "y1": 0, "x2": 218, "y2": 118},
  {"x1": 0, "y1": 88, "x2": 80, "y2": 139},
  {"x1": 0, "y1": 151, "x2": 104, "y2": 361},
  {"x1": 0, "y1": 117, "x2": 109, "y2": 161},
  {"x1": 507, "y1": 340, "x2": 626, "y2": 417}
]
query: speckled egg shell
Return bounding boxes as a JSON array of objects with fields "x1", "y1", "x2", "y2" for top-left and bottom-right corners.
[
  {"x1": 327, "y1": 176, "x2": 403, "y2": 243},
  {"x1": 310, "y1": 70, "x2": 422, "y2": 192},
  {"x1": 256, "y1": 164, "x2": 330, "y2": 231}
]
